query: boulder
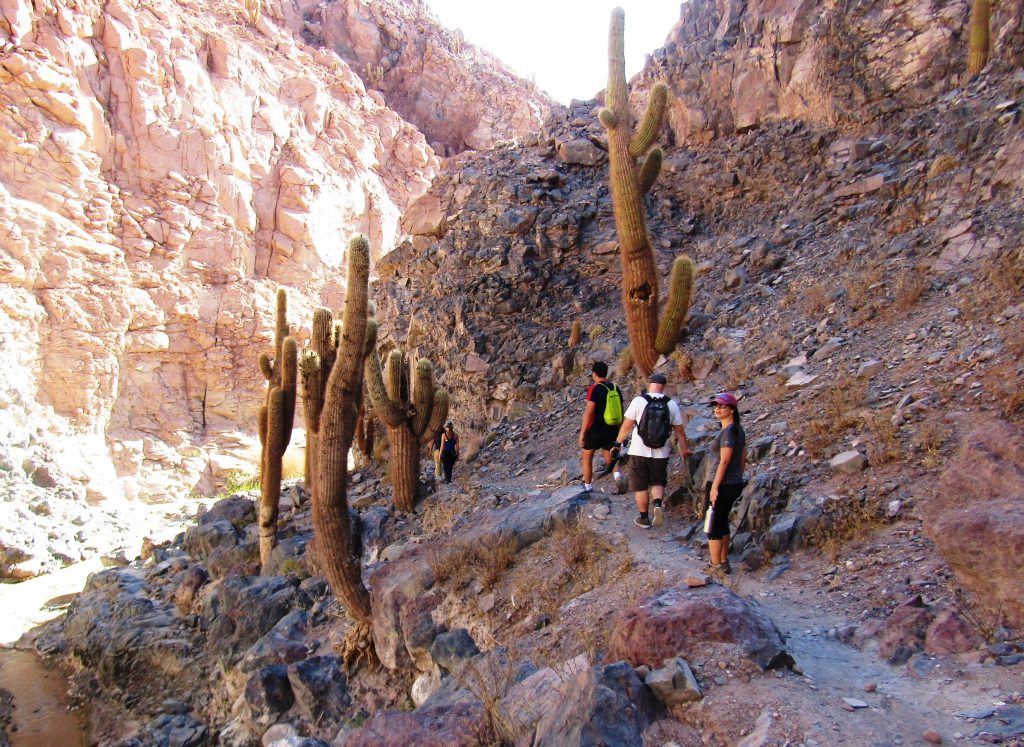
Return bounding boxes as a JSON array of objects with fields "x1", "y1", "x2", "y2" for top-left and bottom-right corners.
[
  {"x1": 287, "y1": 655, "x2": 351, "y2": 738},
  {"x1": 430, "y1": 629, "x2": 480, "y2": 673},
  {"x1": 875, "y1": 595, "x2": 934, "y2": 664},
  {"x1": 926, "y1": 423, "x2": 1024, "y2": 628},
  {"x1": 644, "y1": 657, "x2": 702, "y2": 707},
  {"x1": 925, "y1": 609, "x2": 981, "y2": 655},
  {"x1": 182, "y1": 519, "x2": 240, "y2": 560},
  {"x1": 201, "y1": 575, "x2": 305, "y2": 666},
  {"x1": 244, "y1": 664, "x2": 294, "y2": 725},
  {"x1": 532, "y1": 661, "x2": 665, "y2": 746},
  {"x1": 345, "y1": 703, "x2": 491, "y2": 747},
  {"x1": 606, "y1": 583, "x2": 793, "y2": 671}
]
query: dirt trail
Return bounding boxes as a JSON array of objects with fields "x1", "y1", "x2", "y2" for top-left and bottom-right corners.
[
  {"x1": 579, "y1": 483, "x2": 1012, "y2": 745},
  {"x1": 0, "y1": 648, "x2": 86, "y2": 747}
]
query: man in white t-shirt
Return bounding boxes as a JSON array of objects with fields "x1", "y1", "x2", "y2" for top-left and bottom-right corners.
[{"x1": 614, "y1": 372, "x2": 690, "y2": 528}]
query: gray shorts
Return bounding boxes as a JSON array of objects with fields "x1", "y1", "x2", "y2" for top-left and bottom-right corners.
[{"x1": 628, "y1": 456, "x2": 668, "y2": 492}]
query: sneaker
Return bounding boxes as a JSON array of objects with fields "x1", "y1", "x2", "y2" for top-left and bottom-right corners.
[
  {"x1": 651, "y1": 502, "x2": 664, "y2": 527},
  {"x1": 581, "y1": 485, "x2": 593, "y2": 494},
  {"x1": 633, "y1": 514, "x2": 651, "y2": 529}
]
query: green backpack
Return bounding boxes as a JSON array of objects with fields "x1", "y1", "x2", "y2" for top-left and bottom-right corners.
[{"x1": 601, "y1": 383, "x2": 623, "y2": 426}]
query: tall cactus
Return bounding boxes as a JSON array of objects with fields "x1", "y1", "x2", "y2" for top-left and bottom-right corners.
[
  {"x1": 967, "y1": 0, "x2": 990, "y2": 77},
  {"x1": 598, "y1": 8, "x2": 694, "y2": 376},
  {"x1": 312, "y1": 235, "x2": 375, "y2": 663},
  {"x1": 365, "y1": 347, "x2": 449, "y2": 512},
  {"x1": 299, "y1": 307, "x2": 338, "y2": 489},
  {"x1": 258, "y1": 289, "x2": 297, "y2": 565}
]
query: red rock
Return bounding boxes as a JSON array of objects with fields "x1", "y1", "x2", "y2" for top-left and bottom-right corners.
[
  {"x1": 925, "y1": 609, "x2": 981, "y2": 655},
  {"x1": 927, "y1": 423, "x2": 1024, "y2": 629},
  {"x1": 606, "y1": 584, "x2": 792, "y2": 671},
  {"x1": 876, "y1": 597, "x2": 934, "y2": 664},
  {"x1": 346, "y1": 703, "x2": 492, "y2": 747}
]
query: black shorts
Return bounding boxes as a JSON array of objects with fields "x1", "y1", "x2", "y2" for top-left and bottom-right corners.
[
  {"x1": 705, "y1": 481, "x2": 744, "y2": 540},
  {"x1": 583, "y1": 427, "x2": 617, "y2": 451},
  {"x1": 628, "y1": 456, "x2": 668, "y2": 492}
]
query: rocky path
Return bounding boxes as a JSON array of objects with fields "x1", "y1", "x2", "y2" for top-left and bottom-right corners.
[{"x1": 577, "y1": 482, "x2": 1018, "y2": 746}]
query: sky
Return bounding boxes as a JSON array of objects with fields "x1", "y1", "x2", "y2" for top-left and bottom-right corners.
[{"x1": 423, "y1": 1, "x2": 683, "y2": 104}]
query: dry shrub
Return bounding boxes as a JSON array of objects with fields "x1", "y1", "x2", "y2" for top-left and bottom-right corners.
[
  {"x1": 719, "y1": 354, "x2": 753, "y2": 391},
  {"x1": 984, "y1": 250, "x2": 1024, "y2": 298},
  {"x1": 426, "y1": 541, "x2": 477, "y2": 588},
  {"x1": 800, "y1": 381, "x2": 868, "y2": 455},
  {"x1": 452, "y1": 651, "x2": 527, "y2": 744},
  {"x1": 426, "y1": 535, "x2": 519, "y2": 591},
  {"x1": 986, "y1": 360, "x2": 1024, "y2": 422},
  {"x1": 927, "y1": 154, "x2": 958, "y2": 178},
  {"x1": 282, "y1": 449, "x2": 305, "y2": 481},
  {"x1": 757, "y1": 376, "x2": 791, "y2": 406},
  {"x1": 892, "y1": 268, "x2": 930, "y2": 311},
  {"x1": 421, "y1": 493, "x2": 473, "y2": 535},
  {"x1": 843, "y1": 263, "x2": 884, "y2": 315},
  {"x1": 913, "y1": 419, "x2": 950, "y2": 469},
  {"x1": 804, "y1": 493, "x2": 888, "y2": 560},
  {"x1": 799, "y1": 281, "x2": 831, "y2": 317},
  {"x1": 670, "y1": 349, "x2": 691, "y2": 381},
  {"x1": 587, "y1": 323, "x2": 605, "y2": 341},
  {"x1": 550, "y1": 519, "x2": 622, "y2": 592},
  {"x1": 862, "y1": 411, "x2": 902, "y2": 466}
]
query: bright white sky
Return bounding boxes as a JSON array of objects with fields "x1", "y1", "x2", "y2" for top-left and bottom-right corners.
[{"x1": 424, "y1": 1, "x2": 683, "y2": 104}]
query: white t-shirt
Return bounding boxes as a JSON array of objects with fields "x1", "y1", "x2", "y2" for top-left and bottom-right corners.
[{"x1": 623, "y1": 393, "x2": 685, "y2": 459}]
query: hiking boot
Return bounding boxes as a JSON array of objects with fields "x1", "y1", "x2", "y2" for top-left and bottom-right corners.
[
  {"x1": 651, "y1": 502, "x2": 664, "y2": 527},
  {"x1": 721, "y1": 560, "x2": 732, "y2": 575},
  {"x1": 703, "y1": 563, "x2": 724, "y2": 576},
  {"x1": 633, "y1": 514, "x2": 651, "y2": 529}
]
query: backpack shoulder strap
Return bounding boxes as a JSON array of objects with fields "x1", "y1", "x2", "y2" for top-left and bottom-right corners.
[{"x1": 641, "y1": 393, "x2": 653, "y2": 403}]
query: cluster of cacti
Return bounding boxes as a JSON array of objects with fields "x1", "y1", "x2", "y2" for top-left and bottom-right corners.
[
  {"x1": 365, "y1": 345, "x2": 449, "y2": 512},
  {"x1": 310, "y1": 235, "x2": 376, "y2": 659},
  {"x1": 243, "y1": 0, "x2": 260, "y2": 24},
  {"x1": 598, "y1": 8, "x2": 695, "y2": 377},
  {"x1": 365, "y1": 63, "x2": 385, "y2": 88},
  {"x1": 967, "y1": 0, "x2": 990, "y2": 76},
  {"x1": 257, "y1": 289, "x2": 297, "y2": 565},
  {"x1": 299, "y1": 307, "x2": 338, "y2": 489},
  {"x1": 569, "y1": 320, "x2": 582, "y2": 347}
]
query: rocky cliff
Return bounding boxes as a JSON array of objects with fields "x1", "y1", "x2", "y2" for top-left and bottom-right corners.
[
  {"x1": 0, "y1": 0, "x2": 548, "y2": 578},
  {"x1": 282, "y1": 0, "x2": 553, "y2": 156}
]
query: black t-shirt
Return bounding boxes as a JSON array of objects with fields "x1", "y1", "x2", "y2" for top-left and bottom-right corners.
[
  {"x1": 710, "y1": 423, "x2": 746, "y2": 484},
  {"x1": 586, "y1": 381, "x2": 617, "y2": 433}
]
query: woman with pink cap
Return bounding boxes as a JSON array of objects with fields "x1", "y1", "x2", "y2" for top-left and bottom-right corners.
[{"x1": 705, "y1": 392, "x2": 746, "y2": 575}]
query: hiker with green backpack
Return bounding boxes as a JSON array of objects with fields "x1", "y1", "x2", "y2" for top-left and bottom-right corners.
[{"x1": 577, "y1": 360, "x2": 624, "y2": 494}]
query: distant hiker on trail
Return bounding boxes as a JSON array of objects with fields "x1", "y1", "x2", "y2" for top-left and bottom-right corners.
[
  {"x1": 705, "y1": 392, "x2": 746, "y2": 575},
  {"x1": 578, "y1": 360, "x2": 624, "y2": 493},
  {"x1": 615, "y1": 372, "x2": 689, "y2": 529},
  {"x1": 439, "y1": 422, "x2": 459, "y2": 484},
  {"x1": 433, "y1": 430, "x2": 443, "y2": 479}
]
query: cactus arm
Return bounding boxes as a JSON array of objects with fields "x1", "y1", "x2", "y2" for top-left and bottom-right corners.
[
  {"x1": 598, "y1": 108, "x2": 618, "y2": 129},
  {"x1": 629, "y1": 83, "x2": 668, "y2": 157},
  {"x1": 967, "y1": 0, "x2": 990, "y2": 76},
  {"x1": 411, "y1": 358, "x2": 435, "y2": 437},
  {"x1": 281, "y1": 336, "x2": 298, "y2": 444},
  {"x1": 259, "y1": 353, "x2": 273, "y2": 380},
  {"x1": 419, "y1": 388, "x2": 449, "y2": 446},
  {"x1": 655, "y1": 255, "x2": 695, "y2": 354},
  {"x1": 638, "y1": 148, "x2": 664, "y2": 195},
  {"x1": 364, "y1": 350, "x2": 406, "y2": 427}
]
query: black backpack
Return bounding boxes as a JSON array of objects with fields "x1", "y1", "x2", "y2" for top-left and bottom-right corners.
[{"x1": 637, "y1": 394, "x2": 672, "y2": 448}]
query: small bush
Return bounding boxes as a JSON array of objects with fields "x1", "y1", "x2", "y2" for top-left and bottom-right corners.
[
  {"x1": 804, "y1": 493, "x2": 888, "y2": 560},
  {"x1": 222, "y1": 469, "x2": 259, "y2": 495},
  {"x1": 800, "y1": 381, "x2": 868, "y2": 455},
  {"x1": 892, "y1": 268, "x2": 930, "y2": 311},
  {"x1": 863, "y1": 411, "x2": 903, "y2": 466},
  {"x1": 587, "y1": 324, "x2": 605, "y2": 341},
  {"x1": 799, "y1": 281, "x2": 831, "y2": 317},
  {"x1": 927, "y1": 154, "x2": 958, "y2": 178}
]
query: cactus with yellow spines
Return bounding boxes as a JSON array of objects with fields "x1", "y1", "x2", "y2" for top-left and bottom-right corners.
[
  {"x1": 258, "y1": 288, "x2": 297, "y2": 565},
  {"x1": 365, "y1": 347, "x2": 449, "y2": 512},
  {"x1": 311, "y1": 235, "x2": 377, "y2": 665},
  {"x1": 967, "y1": 0, "x2": 990, "y2": 77},
  {"x1": 598, "y1": 8, "x2": 694, "y2": 376}
]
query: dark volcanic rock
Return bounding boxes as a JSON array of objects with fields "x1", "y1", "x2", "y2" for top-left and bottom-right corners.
[
  {"x1": 429, "y1": 628, "x2": 480, "y2": 673},
  {"x1": 532, "y1": 662, "x2": 665, "y2": 747},
  {"x1": 201, "y1": 575, "x2": 305, "y2": 666},
  {"x1": 244, "y1": 664, "x2": 294, "y2": 725},
  {"x1": 607, "y1": 583, "x2": 793, "y2": 671},
  {"x1": 286, "y1": 655, "x2": 351, "y2": 738}
]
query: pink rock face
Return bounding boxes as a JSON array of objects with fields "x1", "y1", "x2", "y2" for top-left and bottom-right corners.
[
  {"x1": 0, "y1": 0, "x2": 441, "y2": 507},
  {"x1": 927, "y1": 424, "x2": 1024, "y2": 630},
  {"x1": 606, "y1": 583, "x2": 792, "y2": 671},
  {"x1": 926, "y1": 609, "x2": 981, "y2": 655},
  {"x1": 284, "y1": 0, "x2": 551, "y2": 156}
]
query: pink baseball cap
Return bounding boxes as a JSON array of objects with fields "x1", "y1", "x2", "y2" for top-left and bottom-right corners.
[{"x1": 710, "y1": 392, "x2": 738, "y2": 407}]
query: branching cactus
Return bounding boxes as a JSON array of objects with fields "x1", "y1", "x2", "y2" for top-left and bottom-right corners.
[
  {"x1": 312, "y1": 235, "x2": 376, "y2": 665},
  {"x1": 967, "y1": 0, "x2": 990, "y2": 76},
  {"x1": 365, "y1": 347, "x2": 449, "y2": 512},
  {"x1": 257, "y1": 289, "x2": 297, "y2": 565},
  {"x1": 598, "y1": 8, "x2": 694, "y2": 376}
]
